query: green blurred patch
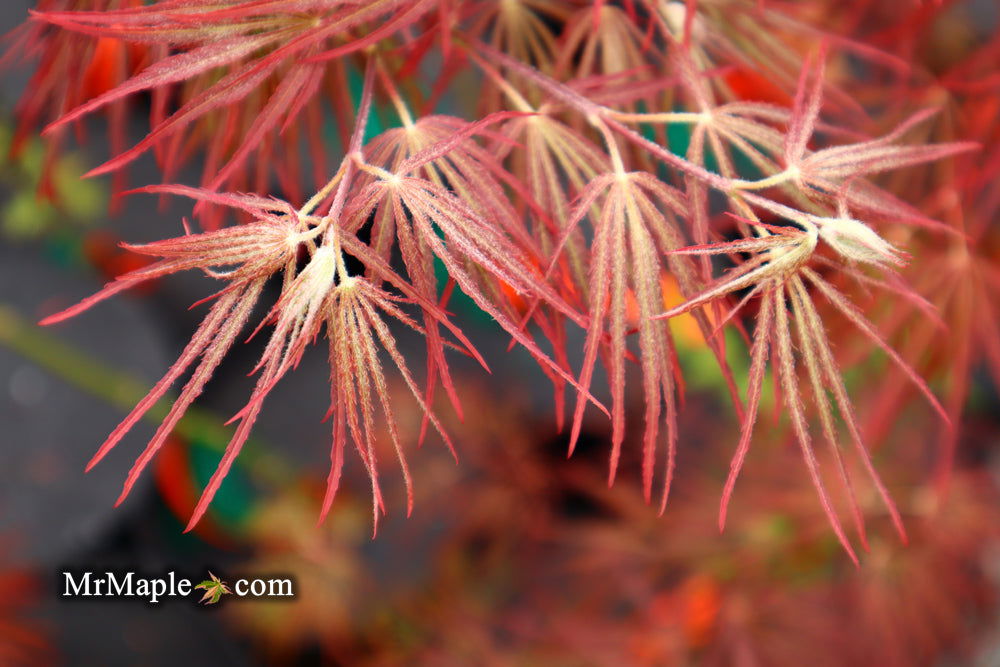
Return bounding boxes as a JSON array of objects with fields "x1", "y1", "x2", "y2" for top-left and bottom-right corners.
[
  {"x1": 0, "y1": 120, "x2": 106, "y2": 240},
  {"x1": 190, "y1": 437, "x2": 258, "y2": 530}
]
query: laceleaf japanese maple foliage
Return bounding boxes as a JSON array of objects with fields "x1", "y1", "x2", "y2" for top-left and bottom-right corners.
[{"x1": 8, "y1": 0, "x2": 991, "y2": 559}]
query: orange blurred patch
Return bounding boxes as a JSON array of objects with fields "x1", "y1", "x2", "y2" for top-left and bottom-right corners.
[
  {"x1": 723, "y1": 65, "x2": 793, "y2": 106},
  {"x1": 627, "y1": 574, "x2": 722, "y2": 663},
  {"x1": 498, "y1": 278, "x2": 528, "y2": 314},
  {"x1": 679, "y1": 574, "x2": 722, "y2": 648},
  {"x1": 81, "y1": 20, "x2": 149, "y2": 100},
  {"x1": 660, "y1": 273, "x2": 716, "y2": 346},
  {"x1": 83, "y1": 230, "x2": 159, "y2": 293},
  {"x1": 82, "y1": 37, "x2": 126, "y2": 98}
]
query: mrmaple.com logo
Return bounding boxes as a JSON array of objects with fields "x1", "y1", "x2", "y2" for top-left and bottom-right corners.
[{"x1": 61, "y1": 570, "x2": 294, "y2": 605}]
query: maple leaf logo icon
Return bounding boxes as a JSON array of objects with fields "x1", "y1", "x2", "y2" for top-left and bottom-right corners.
[{"x1": 194, "y1": 572, "x2": 232, "y2": 605}]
